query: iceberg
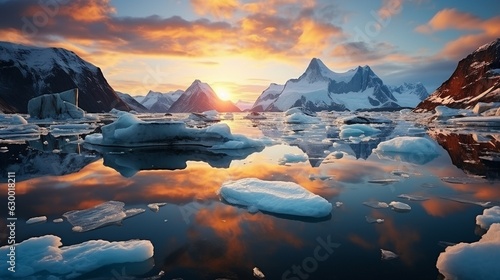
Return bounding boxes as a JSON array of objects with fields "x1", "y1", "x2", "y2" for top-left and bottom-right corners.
[
  {"x1": 148, "y1": 202, "x2": 167, "y2": 212},
  {"x1": 436, "y1": 223, "x2": 500, "y2": 280},
  {"x1": 381, "y1": 249, "x2": 398, "y2": 260},
  {"x1": 362, "y1": 201, "x2": 389, "y2": 209},
  {"x1": 285, "y1": 112, "x2": 319, "y2": 124},
  {"x1": 373, "y1": 136, "x2": 440, "y2": 164},
  {"x1": 389, "y1": 201, "x2": 411, "y2": 212},
  {"x1": 218, "y1": 178, "x2": 332, "y2": 218},
  {"x1": 26, "y1": 216, "x2": 47, "y2": 224},
  {"x1": 366, "y1": 216, "x2": 385, "y2": 224},
  {"x1": 278, "y1": 153, "x2": 308, "y2": 165},
  {"x1": 84, "y1": 111, "x2": 265, "y2": 149},
  {"x1": 0, "y1": 235, "x2": 153, "y2": 279},
  {"x1": 476, "y1": 206, "x2": 500, "y2": 230},
  {"x1": 28, "y1": 88, "x2": 85, "y2": 119},
  {"x1": 63, "y1": 201, "x2": 145, "y2": 232}
]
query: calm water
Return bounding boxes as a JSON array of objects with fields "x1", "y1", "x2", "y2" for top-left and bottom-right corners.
[{"x1": 1, "y1": 112, "x2": 499, "y2": 280}]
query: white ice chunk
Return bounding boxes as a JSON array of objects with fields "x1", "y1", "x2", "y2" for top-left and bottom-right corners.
[
  {"x1": 148, "y1": 202, "x2": 167, "y2": 212},
  {"x1": 218, "y1": 178, "x2": 332, "y2": 218},
  {"x1": 397, "y1": 194, "x2": 429, "y2": 201},
  {"x1": 389, "y1": 201, "x2": 411, "y2": 211},
  {"x1": 381, "y1": 249, "x2": 398, "y2": 260},
  {"x1": 0, "y1": 235, "x2": 153, "y2": 279},
  {"x1": 335, "y1": 202, "x2": 343, "y2": 208},
  {"x1": 285, "y1": 112, "x2": 319, "y2": 124},
  {"x1": 476, "y1": 206, "x2": 500, "y2": 230},
  {"x1": 373, "y1": 136, "x2": 439, "y2": 164},
  {"x1": 253, "y1": 266, "x2": 265, "y2": 279},
  {"x1": 363, "y1": 201, "x2": 389, "y2": 209},
  {"x1": 436, "y1": 223, "x2": 500, "y2": 280},
  {"x1": 279, "y1": 153, "x2": 308, "y2": 165},
  {"x1": 368, "y1": 178, "x2": 400, "y2": 185},
  {"x1": 434, "y1": 106, "x2": 472, "y2": 118},
  {"x1": 26, "y1": 216, "x2": 47, "y2": 224},
  {"x1": 339, "y1": 124, "x2": 380, "y2": 139},
  {"x1": 63, "y1": 201, "x2": 145, "y2": 232},
  {"x1": 53, "y1": 218, "x2": 64, "y2": 223},
  {"x1": 366, "y1": 216, "x2": 384, "y2": 224}
]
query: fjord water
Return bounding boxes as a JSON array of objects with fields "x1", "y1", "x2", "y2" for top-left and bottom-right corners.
[{"x1": 1, "y1": 112, "x2": 499, "y2": 280}]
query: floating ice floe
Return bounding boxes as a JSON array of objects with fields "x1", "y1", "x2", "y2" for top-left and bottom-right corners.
[
  {"x1": 0, "y1": 124, "x2": 41, "y2": 140},
  {"x1": 49, "y1": 123, "x2": 96, "y2": 137},
  {"x1": 441, "y1": 176, "x2": 487, "y2": 184},
  {"x1": 84, "y1": 112, "x2": 265, "y2": 149},
  {"x1": 244, "y1": 112, "x2": 267, "y2": 120},
  {"x1": 0, "y1": 114, "x2": 28, "y2": 125},
  {"x1": 285, "y1": 107, "x2": 317, "y2": 117},
  {"x1": 476, "y1": 206, "x2": 500, "y2": 230},
  {"x1": 340, "y1": 115, "x2": 392, "y2": 124},
  {"x1": 366, "y1": 216, "x2": 384, "y2": 224},
  {"x1": 147, "y1": 202, "x2": 167, "y2": 212},
  {"x1": 363, "y1": 201, "x2": 389, "y2": 209},
  {"x1": 434, "y1": 106, "x2": 473, "y2": 119},
  {"x1": 440, "y1": 197, "x2": 491, "y2": 208},
  {"x1": 339, "y1": 124, "x2": 380, "y2": 139},
  {"x1": 0, "y1": 235, "x2": 153, "y2": 279},
  {"x1": 336, "y1": 202, "x2": 343, "y2": 208},
  {"x1": 278, "y1": 153, "x2": 308, "y2": 165},
  {"x1": 285, "y1": 112, "x2": 319, "y2": 124},
  {"x1": 53, "y1": 218, "x2": 64, "y2": 223},
  {"x1": 188, "y1": 110, "x2": 221, "y2": 122},
  {"x1": 473, "y1": 102, "x2": 500, "y2": 115},
  {"x1": 253, "y1": 266, "x2": 265, "y2": 279},
  {"x1": 436, "y1": 223, "x2": 500, "y2": 280},
  {"x1": 389, "y1": 201, "x2": 411, "y2": 212},
  {"x1": 26, "y1": 216, "x2": 47, "y2": 224},
  {"x1": 63, "y1": 201, "x2": 145, "y2": 232},
  {"x1": 218, "y1": 178, "x2": 332, "y2": 218},
  {"x1": 368, "y1": 178, "x2": 400, "y2": 185},
  {"x1": 448, "y1": 116, "x2": 500, "y2": 127},
  {"x1": 391, "y1": 170, "x2": 410, "y2": 178},
  {"x1": 381, "y1": 249, "x2": 398, "y2": 260},
  {"x1": 28, "y1": 88, "x2": 85, "y2": 119},
  {"x1": 373, "y1": 136, "x2": 440, "y2": 165},
  {"x1": 397, "y1": 194, "x2": 429, "y2": 201}
]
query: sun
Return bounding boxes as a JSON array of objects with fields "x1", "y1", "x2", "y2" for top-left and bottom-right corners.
[{"x1": 214, "y1": 87, "x2": 232, "y2": 101}]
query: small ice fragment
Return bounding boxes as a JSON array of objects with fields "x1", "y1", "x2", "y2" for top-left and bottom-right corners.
[
  {"x1": 381, "y1": 249, "x2": 398, "y2": 260},
  {"x1": 391, "y1": 170, "x2": 410, "y2": 178},
  {"x1": 43, "y1": 141, "x2": 48, "y2": 145},
  {"x1": 332, "y1": 151, "x2": 344, "y2": 159},
  {"x1": 26, "y1": 216, "x2": 47, "y2": 224},
  {"x1": 363, "y1": 201, "x2": 389, "y2": 209},
  {"x1": 248, "y1": 205, "x2": 259, "y2": 214},
  {"x1": 368, "y1": 178, "x2": 400, "y2": 184},
  {"x1": 365, "y1": 216, "x2": 384, "y2": 224},
  {"x1": 397, "y1": 194, "x2": 429, "y2": 201},
  {"x1": 147, "y1": 203, "x2": 166, "y2": 212},
  {"x1": 72, "y1": 226, "x2": 83, "y2": 232},
  {"x1": 309, "y1": 174, "x2": 333, "y2": 181},
  {"x1": 278, "y1": 153, "x2": 308, "y2": 165},
  {"x1": 52, "y1": 149, "x2": 61, "y2": 154},
  {"x1": 335, "y1": 202, "x2": 343, "y2": 208},
  {"x1": 53, "y1": 218, "x2": 64, "y2": 223},
  {"x1": 0, "y1": 146, "x2": 7, "y2": 150},
  {"x1": 253, "y1": 267, "x2": 265, "y2": 279},
  {"x1": 389, "y1": 201, "x2": 411, "y2": 212}
]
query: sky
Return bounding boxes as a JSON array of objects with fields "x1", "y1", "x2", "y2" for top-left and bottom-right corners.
[{"x1": 0, "y1": 0, "x2": 499, "y2": 103}]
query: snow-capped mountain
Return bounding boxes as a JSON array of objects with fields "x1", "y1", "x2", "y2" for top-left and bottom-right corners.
[
  {"x1": 416, "y1": 38, "x2": 500, "y2": 111},
  {"x1": 251, "y1": 58, "x2": 399, "y2": 112},
  {"x1": 0, "y1": 41, "x2": 129, "y2": 113},
  {"x1": 168, "y1": 80, "x2": 241, "y2": 113},
  {"x1": 388, "y1": 82, "x2": 429, "y2": 108},
  {"x1": 139, "y1": 90, "x2": 183, "y2": 113},
  {"x1": 116, "y1": 92, "x2": 148, "y2": 113},
  {"x1": 235, "y1": 100, "x2": 254, "y2": 111}
]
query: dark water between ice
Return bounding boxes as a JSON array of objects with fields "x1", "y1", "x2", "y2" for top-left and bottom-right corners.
[{"x1": 1, "y1": 112, "x2": 499, "y2": 280}]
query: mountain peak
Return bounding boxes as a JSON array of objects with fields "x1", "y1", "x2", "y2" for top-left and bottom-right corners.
[{"x1": 474, "y1": 38, "x2": 500, "y2": 53}]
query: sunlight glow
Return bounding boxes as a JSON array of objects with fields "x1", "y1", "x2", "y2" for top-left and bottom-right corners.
[{"x1": 214, "y1": 87, "x2": 232, "y2": 101}]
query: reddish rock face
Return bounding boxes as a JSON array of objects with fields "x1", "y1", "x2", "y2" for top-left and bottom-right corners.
[{"x1": 415, "y1": 38, "x2": 500, "y2": 112}]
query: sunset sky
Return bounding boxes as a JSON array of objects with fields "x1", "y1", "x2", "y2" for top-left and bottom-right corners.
[{"x1": 0, "y1": 0, "x2": 499, "y2": 102}]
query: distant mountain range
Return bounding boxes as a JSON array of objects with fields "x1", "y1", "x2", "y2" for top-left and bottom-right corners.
[
  {"x1": 0, "y1": 41, "x2": 129, "y2": 113},
  {"x1": 251, "y1": 58, "x2": 428, "y2": 112},
  {"x1": 416, "y1": 38, "x2": 500, "y2": 111}
]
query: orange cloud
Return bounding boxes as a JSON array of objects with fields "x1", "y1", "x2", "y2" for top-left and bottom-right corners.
[
  {"x1": 191, "y1": 0, "x2": 239, "y2": 19},
  {"x1": 415, "y1": 9, "x2": 500, "y2": 59},
  {"x1": 378, "y1": 0, "x2": 403, "y2": 20}
]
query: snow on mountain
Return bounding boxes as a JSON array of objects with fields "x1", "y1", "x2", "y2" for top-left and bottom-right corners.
[
  {"x1": 389, "y1": 82, "x2": 429, "y2": 108},
  {"x1": 235, "y1": 100, "x2": 254, "y2": 111},
  {"x1": 116, "y1": 92, "x2": 148, "y2": 113},
  {"x1": 0, "y1": 41, "x2": 129, "y2": 113},
  {"x1": 168, "y1": 80, "x2": 241, "y2": 113},
  {"x1": 139, "y1": 90, "x2": 183, "y2": 113},
  {"x1": 252, "y1": 58, "x2": 399, "y2": 112},
  {"x1": 416, "y1": 38, "x2": 500, "y2": 111}
]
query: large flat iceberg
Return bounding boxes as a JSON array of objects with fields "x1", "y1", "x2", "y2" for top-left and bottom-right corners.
[
  {"x1": 373, "y1": 136, "x2": 440, "y2": 164},
  {"x1": 85, "y1": 111, "x2": 265, "y2": 149},
  {"x1": 436, "y1": 223, "x2": 500, "y2": 280},
  {"x1": 0, "y1": 235, "x2": 153, "y2": 279},
  {"x1": 218, "y1": 178, "x2": 332, "y2": 218}
]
